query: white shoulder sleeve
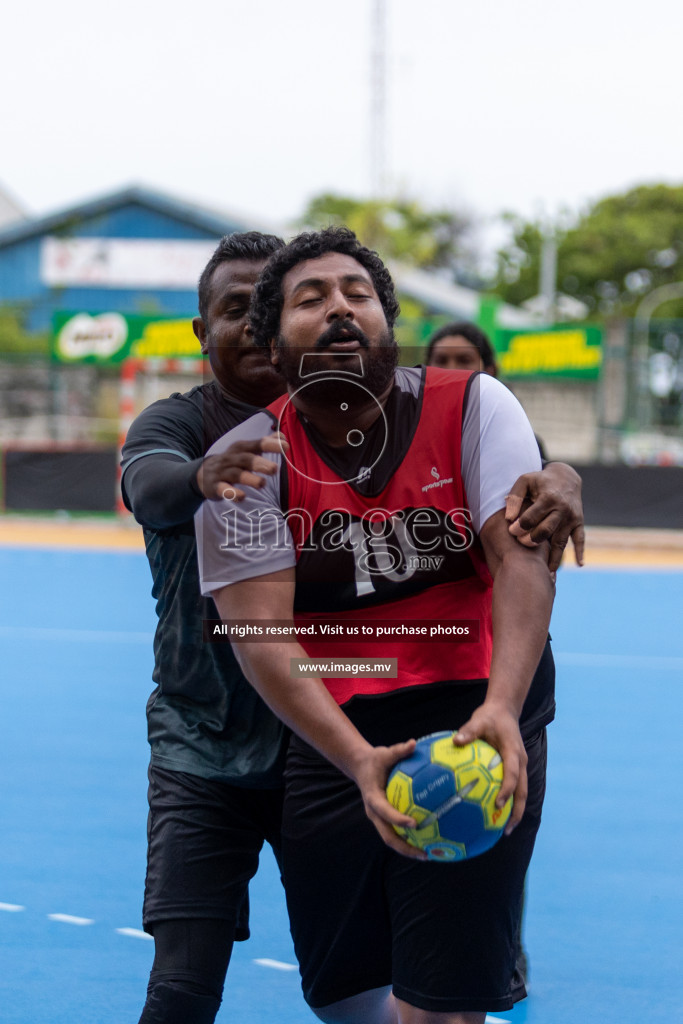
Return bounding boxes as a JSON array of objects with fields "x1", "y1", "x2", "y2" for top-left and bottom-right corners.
[
  {"x1": 195, "y1": 412, "x2": 296, "y2": 595},
  {"x1": 461, "y1": 375, "x2": 542, "y2": 534}
]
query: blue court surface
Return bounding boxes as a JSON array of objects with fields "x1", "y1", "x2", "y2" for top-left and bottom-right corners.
[{"x1": 1, "y1": 544, "x2": 682, "y2": 1024}]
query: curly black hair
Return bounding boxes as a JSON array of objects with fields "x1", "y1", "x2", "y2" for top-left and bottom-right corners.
[
  {"x1": 249, "y1": 226, "x2": 400, "y2": 348},
  {"x1": 197, "y1": 231, "x2": 285, "y2": 323},
  {"x1": 425, "y1": 320, "x2": 497, "y2": 372}
]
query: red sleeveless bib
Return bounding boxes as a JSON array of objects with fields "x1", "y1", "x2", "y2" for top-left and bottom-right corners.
[{"x1": 267, "y1": 368, "x2": 493, "y2": 704}]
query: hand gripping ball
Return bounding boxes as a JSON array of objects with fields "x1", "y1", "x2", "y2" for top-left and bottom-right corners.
[{"x1": 386, "y1": 732, "x2": 513, "y2": 862}]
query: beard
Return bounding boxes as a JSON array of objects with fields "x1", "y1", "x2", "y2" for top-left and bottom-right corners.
[{"x1": 274, "y1": 321, "x2": 399, "y2": 407}]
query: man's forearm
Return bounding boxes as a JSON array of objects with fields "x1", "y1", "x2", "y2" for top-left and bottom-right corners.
[
  {"x1": 480, "y1": 509, "x2": 555, "y2": 717},
  {"x1": 456, "y1": 518, "x2": 555, "y2": 828},
  {"x1": 487, "y1": 549, "x2": 554, "y2": 715},
  {"x1": 208, "y1": 571, "x2": 423, "y2": 854},
  {"x1": 123, "y1": 455, "x2": 204, "y2": 529},
  {"x1": 233, "y1": 639, "x2": 374, "y2": 782}
]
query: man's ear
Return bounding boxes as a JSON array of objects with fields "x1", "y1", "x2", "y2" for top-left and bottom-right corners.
[
  {"x1": 269, "y1": 337, "x2": 279, "y2": 367},
  {"x1": 193, "y1": 317, "x2": 208, "y2": 354}
]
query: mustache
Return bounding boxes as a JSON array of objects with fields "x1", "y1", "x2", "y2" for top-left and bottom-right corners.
[{"x1": 315, "y1": 321, "x2": 369, "y2": 349}]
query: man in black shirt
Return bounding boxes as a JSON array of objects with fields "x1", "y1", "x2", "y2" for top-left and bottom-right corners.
[
  {"x1": 122, "y1": 231, "x2": 584, "y2": 1024},
  {"x1": 122, "y1": 232, "x2": 289, "y2": 1024}
]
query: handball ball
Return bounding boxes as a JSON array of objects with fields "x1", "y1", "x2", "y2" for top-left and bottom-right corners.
[{"x1": 386, "y1": 733, "x2": 512, "y2": 862}]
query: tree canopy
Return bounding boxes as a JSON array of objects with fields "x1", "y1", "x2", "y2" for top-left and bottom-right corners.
[
  {"x1": 493, "y1": 185, "x2": 683, "y2": 319},
  {"x1": 299, "y1": 193, "x2": 478, "y2": 281}
]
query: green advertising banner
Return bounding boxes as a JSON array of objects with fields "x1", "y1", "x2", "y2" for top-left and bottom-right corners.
[
  {"x1": 493, "y1": 325, "x2": 603, "y2": 378},
  {"x1": 52, "y1": 312, "x2": 201, "y2": 364}
]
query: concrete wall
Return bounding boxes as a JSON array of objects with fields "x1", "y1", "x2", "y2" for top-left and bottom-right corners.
[{"x1": 510, "y1": 379, "x2": 599, "y2": 462}]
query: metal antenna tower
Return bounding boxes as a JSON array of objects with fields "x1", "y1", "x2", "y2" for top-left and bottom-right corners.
[{"x1": 369, "y1": 0, "x2": 388, "y2": 197}]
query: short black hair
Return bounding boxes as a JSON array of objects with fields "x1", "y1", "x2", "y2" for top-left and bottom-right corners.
[
  {"x1": 197, "y1": 231, "x2": 285, "y2": 323},
  {"x1": 249, "y1": 226, "x2": 400, "y2": 348},
  {"x1": 425, "y1": 320, "x2": 497, "y2": 371}
]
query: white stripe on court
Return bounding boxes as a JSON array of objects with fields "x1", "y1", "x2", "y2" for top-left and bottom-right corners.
[
  {"x1": 0, "y1": 900, "x2": 510, "y2": 1020},
  {"x1": 47, "y1": 914, "x2": 94, "y2": 925},
  {"x1": 554, "y1": 651, "x2": 683, "y2": 670},
  {"x1": 0, "y1": 625, "x2": 153, "y2": 644},
  {"x1": 116, "y1": 927, "x2": 153, "y2": 940},
  {"x1": 253, "y1": 958, "x2": 298, "y2": 972}
]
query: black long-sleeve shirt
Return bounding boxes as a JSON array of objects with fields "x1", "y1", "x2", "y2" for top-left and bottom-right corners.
[{"x1": 120, "y1": 380, "x2": 288, "y2": 786}]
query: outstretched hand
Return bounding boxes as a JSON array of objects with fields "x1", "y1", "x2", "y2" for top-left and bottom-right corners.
[
  {"x1": 505, "y1": 462, "x2": 584, "y2": 572},
  {"x1": 353, "y1": 739, "x2": 429, "y2": 860},
  {"x1": 453, "y1": 702, "x2": 528, "y2": 834},
  {"x1": 197, "y1": 433, "x2": 289, "y2": 501}
]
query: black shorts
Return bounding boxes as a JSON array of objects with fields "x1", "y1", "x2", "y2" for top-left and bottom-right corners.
[
  {"x1": 143, "y1": 765, "x2": 284, "y2": 938},
  {"x1": 282, "y1": 727, "x2": 547, "y2": 1013}
]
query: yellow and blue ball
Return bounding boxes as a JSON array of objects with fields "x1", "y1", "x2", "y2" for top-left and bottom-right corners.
[{"x1": 386, "y1": 732, "x2": 512, "y2": 862}]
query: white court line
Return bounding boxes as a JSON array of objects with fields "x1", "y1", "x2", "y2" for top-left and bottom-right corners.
[
  {"x1": 554, "y1": 651, "x2": 683, "y2": 670},
  {"x1": 0, "y1": 625, "x2": 153, "y2": 644},
  {"x1": 116, "y1": 927, "x2": 153, "y2": 940},
  {"x1": 253, "y1": 958, "x2": 298, "y2": 972},
  {"x1": 47, "y1": 914, "x2": 94, "y2": 926},
  {"x1": 8, "y1": 902, "x2": 509, "y2": 1020},
  {"x1": 4, "y1": 902, "x2": 297, "y2": 962}
]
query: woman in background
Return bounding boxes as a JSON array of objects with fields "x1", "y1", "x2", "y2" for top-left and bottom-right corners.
[
  {"x1": 426, "y1": 321, "x2": 548, "y2": 461},
  {"x1": 426, "y1": 320, "x2": 498, "y2": 375}
]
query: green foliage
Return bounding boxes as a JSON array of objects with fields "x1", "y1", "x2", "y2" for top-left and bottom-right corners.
[
  {"x1": 494, "y1": 215, "x2": 546, "y2": 309},
  {"x1": 493, "y1": 185, "x2": 683, "y2": 319},
  {"x1": 299, "y1": 193, "x2": 474, "y2": 273},
  {"x1": 0, "y1": 305, "x2": 49, "y2": 356}
]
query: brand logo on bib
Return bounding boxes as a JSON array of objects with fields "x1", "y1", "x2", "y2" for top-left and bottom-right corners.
[{"x1": 422, "y1": 468, "x2": 454, "y2": 493}]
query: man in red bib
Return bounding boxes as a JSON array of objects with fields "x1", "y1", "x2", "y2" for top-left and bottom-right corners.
[{"x1": 196, "y1": 228, "x2": 557, "y2": 1024}]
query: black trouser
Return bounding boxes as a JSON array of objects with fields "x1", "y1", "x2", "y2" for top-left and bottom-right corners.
[
  {"x1": 138, "y1": 768, "x2": 284, "y2": 1023},
  {"x1": 138, "y1": 918, "x2": 234, "y2": 1024}
]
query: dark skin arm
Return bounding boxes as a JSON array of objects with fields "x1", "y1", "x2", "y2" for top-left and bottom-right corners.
[
  {"x1": 506, "y1": 461, "x2": 585, "y2": 572},
  {"x1": 212, "y1": 569, "x2": 427, "y2": 860},
  {"x1": 122, "y1": 433, "x2": 289, "y2": 528},
  {"x1": 453, "y1": 508, "x2": 555, "y2": 831},
  {"x1": 196, "y1": 433, "x2": 289, "y2": 501}
]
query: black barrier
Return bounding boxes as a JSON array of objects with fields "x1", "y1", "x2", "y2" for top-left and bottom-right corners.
[
  {"x1": 3, "y1": 448, "x2": 118, "y2": 512},
  {"x1": 1, "y1": 449, "x2": 681, "y2": 527},
  {"x1": 574, "y1": 464, "x2": 683, "y2": 529}
]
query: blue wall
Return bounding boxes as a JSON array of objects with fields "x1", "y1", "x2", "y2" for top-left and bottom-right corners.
[{"x1": 0, "y1": 198, "x2": 248, "y2": 331}]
